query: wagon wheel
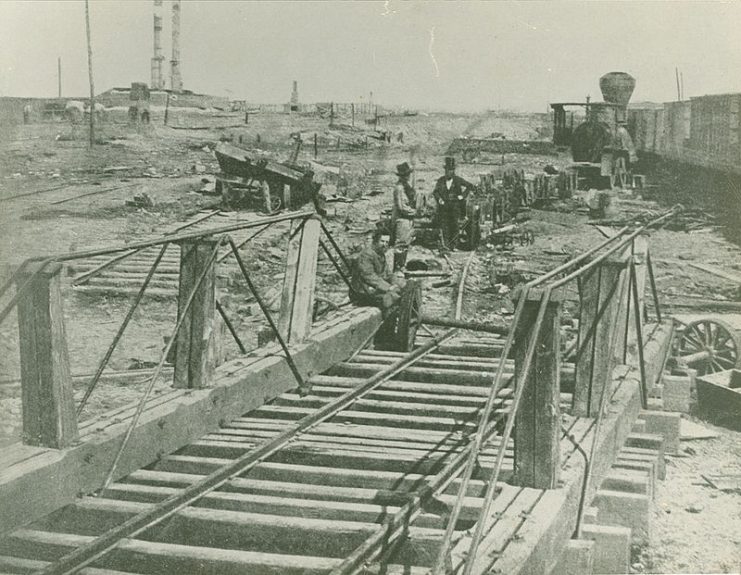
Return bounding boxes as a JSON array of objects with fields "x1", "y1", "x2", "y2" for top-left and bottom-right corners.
[
  {"x1": 268, "y1": 196, "x2": 282, "y2": 213},
  {"x1": 461, "y1": 207, "x2": 481, "y2": 251},
  {"x1": 394, "y1": 280, "x2": 422, "y2": 352},
  {"x1": 611, "y1": 156, "x2": 629, "y2": 189},
  {"x1": 675, "y1": 318, "x2": 741, "y2": 376}
]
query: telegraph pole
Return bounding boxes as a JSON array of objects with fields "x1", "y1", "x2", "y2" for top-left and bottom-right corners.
[
  {"x1": 57, "y1": 57, "x2": 62, "y2": 98},
  {"x1": 84, "y1": 0, "x2": 95, "y2": 147}
]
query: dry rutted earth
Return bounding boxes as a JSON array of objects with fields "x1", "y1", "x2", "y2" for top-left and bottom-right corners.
[{"x1": 1, "y1": 108, "x2": 740, "y2": 573}]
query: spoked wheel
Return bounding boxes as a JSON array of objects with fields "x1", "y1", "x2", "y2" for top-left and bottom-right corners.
[
  {"x1": 611, "y1": 156, "x2": 629, "y2": 189},
  {"x1": 268, "y1": 196, "x2": 282, "y2": 213},
  {"x1": 675, "y1": 318, "x2": 741, "y2": 376},
  {"x1": 394, "y1": 280, "x2": 422, "y2": 352}
]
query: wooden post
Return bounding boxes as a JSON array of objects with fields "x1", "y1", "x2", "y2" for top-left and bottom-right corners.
[
  {"x1": 174, "y1": 238, "x2": 219, "y2": 389},
  {"x1": 16, "y1": 262, "x2": 78, "y2": 448},
  {"x1": 278, "y1": 216, "x2": 321, "y2": 344},
  {"x1": 513, "y1": 290, "x2": 561, "y2": 489},
  {"x1": 314, "y1": 133, "x2": 318, "y2": 158},
  {"x1": 84, "y1": 0, "x2": 96, "y2": 147},
  {"x1": 573, "y1": 255, "x2": 630, "y2": 417},
  {"x1": 283, "y1": 183, "x2": 291, "y2": 211}
]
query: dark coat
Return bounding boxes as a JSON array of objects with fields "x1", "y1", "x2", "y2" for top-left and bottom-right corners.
[
  {"x1": 350, "y1": 245, "x2": 392, "y2": 297},
  {"x1": 432, "y1": 175, "x2": 475, "y2": 216}
]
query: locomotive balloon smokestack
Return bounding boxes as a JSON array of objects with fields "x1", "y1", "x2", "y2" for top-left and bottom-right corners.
[{"x1": 599, "y1": 72, "x2": 636, "y2": 107}]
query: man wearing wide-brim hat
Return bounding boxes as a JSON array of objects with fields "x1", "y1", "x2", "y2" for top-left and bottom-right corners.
[
  {"x1": 391, "y1": 161, "x2": 417, "y2": 271},
  {"x1": 432, "y1": 156, "x2": 476, "y2": 250}
]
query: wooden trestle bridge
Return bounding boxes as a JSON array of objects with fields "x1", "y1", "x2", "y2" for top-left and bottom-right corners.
[{"x1": 0, "y1": 207, "x2": 682, "y2": 575}]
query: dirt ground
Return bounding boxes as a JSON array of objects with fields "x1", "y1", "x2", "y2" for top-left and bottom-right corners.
[{"x1": 1, "y1": 106, "x2": 739, "y2": 573}]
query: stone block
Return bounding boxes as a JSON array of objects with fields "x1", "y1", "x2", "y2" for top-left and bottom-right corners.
[
  {"x1": 622, "y1": 446, "x2": 664, "y2": 480},
  {"x1": 593, "y1": 489, "x2": 651, "y2": 545},
  {"x1": 625, "y1": 432, "x2": 664, "y2": 453},
  {"x1": 582, "y1": 523, "x2": 631, "y2": 574},
  {"x1": 639, "y1": 410, "x2": 680, "y2": 454},
  {"x1": 552, "y1": 539, "x2": 595, "y2": 575},
  {"x1": 583, "y1": 505, "x2": 599, "y2": 525},
  {"x1": 662, "y1": 374, "x2": 691, "y2": 412},
  {"x1": 632, "y1": 418, "x2": 646, "y2": 433},
  {"x1": 602, "y1": 469, "x2": 652, "y2": 499}
]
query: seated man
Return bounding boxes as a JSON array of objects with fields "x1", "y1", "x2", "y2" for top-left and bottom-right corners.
[{"x1": 349, "y1": 229, "x2": 406, "y2": 318}]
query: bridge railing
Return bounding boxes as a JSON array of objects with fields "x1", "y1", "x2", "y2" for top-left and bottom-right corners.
[
  {"x1": 0, "y1": 210, "x2": 355, "y2": 474},
  {"x1": 429, "y1": 205, "x2": 680, "y2": 575}
]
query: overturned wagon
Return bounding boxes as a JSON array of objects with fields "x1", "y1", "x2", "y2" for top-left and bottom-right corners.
[{"x1": 215, "y1": 142, "x2": 321, "y2": 213}]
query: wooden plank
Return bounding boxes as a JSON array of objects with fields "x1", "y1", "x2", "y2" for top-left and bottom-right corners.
[
  {"x1": 100, "y1": 484, "x2": 405, "y2": 524},
  {"x1": 488, "y1": 320, "x2": 675, "y2": 575},
  {"x1": 0, "y1": 531, "x2": 339, "y2": 575},
  {"x1": 329, "y1": 363, "x2": 501, "y2": 387},
  {"x1": 0, "y1": 308, "x2": 381, "y2": 538},
  {"x1": 0, "y1": 554, "x2": 132, "y2": 575},
  {"x1": 462, "y1": 488, "x2": 543, "y2": 573},
  {"x1": 688, "y1": 262, "x2": 741, "y2": 284},
  {"x1": 174, "y1": 238, "x2": 218, "y2": 389},
  {"x1": 513, "y1": 292, "x2": 561, "y2": 488},
  {"x1": 15, "y1": 261, "x2": 78, "y2": 448},
  {"x1": 278, "y1": 216, "x2": 321, "y2": 344}
]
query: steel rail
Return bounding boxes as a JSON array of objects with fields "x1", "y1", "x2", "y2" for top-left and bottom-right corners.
[
  {"x1": 164, "y1": 210, "x2": 221, "y2": 236},
  {"x1": 49, "y1": 182, "x2": 140, "y2": 206},
  {"x1": 0, "y1": 182, "x2": 76, "y2": 203},
  {"x1": 573, "y1": 263, "x2": 624, "y2": 363},
  {"x1": 0, "y1": 261, "x2": 30, "y2": 305},
  {"x1": 77, "y1": 244, "x2": 169, "y2": 415},
  {"x1": 561, "y1": 423, "x2": 591, "y2": 539},
  {"x1": 421, "y1": 315, "x2": 508, "y2": 335},
  {"x1": 71, "y1": 248, "x2": 143, "y2": 286},
  {"x1": 100, "y1": 238, "x2": 225, "y2": 492},
  {"x1": 27, "y1": 210, "x2": 314, "y2": 264},
  {"x1": 574, "y1": 260, "x2": 631, "y2": 537},
  {"x1": 430, "y1": 288, "x2": 529, "y2": 575},
  {"x1": 455, "y1": 250, "x2": 476, "y2": 320},
  {"x1": 216, "y1": 222, "x2": 273, "y2": 263},
  {"x1": 319, "y1": 221, "x2": 352, "y2": 273},
  {"x1": 227, "y1": 237, "x2": 306, "y2": 393},
  {"x1": 549, "y1": 206, "x2": 682, "y2": 290},
  {"x1": 630, "y1": 259, "x2": 650, "y2": 408},
  {"x1": 0, "y1": 259, "x2": 55, "y2": 328},
  {"x1": 35, "y1": 328, "x2": 457, "y2": 575},
  {"x1": 461, "y1": 287, "x2": 553, "y2": 575},
  {"x1": 215, "y1": 299, "x2": 247, "y2": 354},
  {"x1": 331, "y1": 410, "x2": 508, "y2": 575},
  {"x1": 319, "y1": 239, "x2": 353, "y2": 291},
  {"x1": 646, "y1": 250, "x2": 662, "y2": 322}
]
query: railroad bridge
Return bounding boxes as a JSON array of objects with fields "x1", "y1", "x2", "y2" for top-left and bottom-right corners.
[{"x1": 0, "y1": 208, "x2": 683, "y2": 575}]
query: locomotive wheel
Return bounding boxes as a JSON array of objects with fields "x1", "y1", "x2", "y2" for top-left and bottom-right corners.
[
  {"x1": 611, "y1": 156, "x2": 629, "y2": 189},
  {"x1": 394, "y1": 280, "x2": 422, "y2": 352},
  {"x1": 675, "y1": 318, "x2": 741, "y2": 376}
]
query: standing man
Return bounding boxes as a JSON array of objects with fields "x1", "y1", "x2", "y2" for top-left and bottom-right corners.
[
  {"x1": 391, "y1": 162, "x2": 417, "y2": 271},
  {"x1": 432, "y1": 157, "x2": 476, "y2": 250}
]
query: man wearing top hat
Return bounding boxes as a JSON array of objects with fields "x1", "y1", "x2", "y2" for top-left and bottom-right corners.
[
  {"x1": 391, "y1": 162, "x2": 417, "y2": 271},
  {"x1": 432, "y1": 157, "x2": 476, "y2": 250}
]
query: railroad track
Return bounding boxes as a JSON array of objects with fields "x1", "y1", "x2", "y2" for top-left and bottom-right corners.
[
  {"x1": 0, "y1": 330, "x2": 544, "y2": 575},
  {"x1": 65, "y1": 211, "x2": 292, "y2": 298}
]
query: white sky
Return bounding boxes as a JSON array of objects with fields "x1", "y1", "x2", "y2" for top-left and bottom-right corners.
[{"x1": 0, "y1": 1, "x2": 739, "y2": 111}]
